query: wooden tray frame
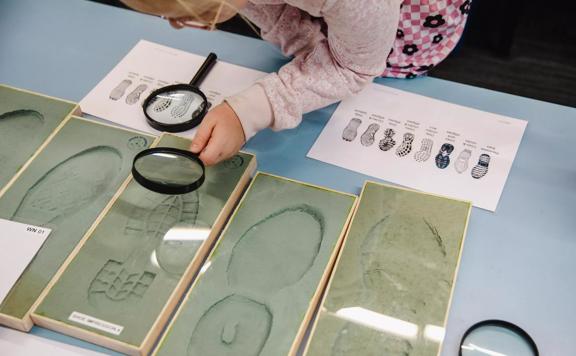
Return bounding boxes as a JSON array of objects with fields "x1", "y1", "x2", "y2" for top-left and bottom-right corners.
[
  {"x1": 0, "y1": 115, "x2": 154, "y2": 331},
  {"x1": 31, "y1": 134, "x2": 256, "y2": 355},
  {"x1": 152, "y1": 172, "x2": 358, "y2": 356},
  {"x1": 0, "y1": 85, "x2": 80, "y2": 331},
  {"x1": 0, "y1": 84, "x2": 80, "y2": 198},
  {"x1": 302, "y1": 180, "x2": 473, "y2": 356}
]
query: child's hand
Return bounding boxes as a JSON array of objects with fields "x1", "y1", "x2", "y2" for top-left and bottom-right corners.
[{"x1": 190, "y1": 102, "x2": 246, "y2": 166}]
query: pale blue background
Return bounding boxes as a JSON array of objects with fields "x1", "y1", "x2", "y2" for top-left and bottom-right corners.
[{"x1": 1, "y1": 0, "x2": 575, "y2": 355}]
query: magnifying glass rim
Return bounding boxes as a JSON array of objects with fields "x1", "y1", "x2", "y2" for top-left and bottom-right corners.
[
  {"x1": 459, "y1": 319, "x2": 539, "y2": 356},
  {"x1": 132, "y1": 147, "x2": 205, "y2": 195},
  {"x1": 142, "y1": 83, "x2": 208, "y2": 133}
]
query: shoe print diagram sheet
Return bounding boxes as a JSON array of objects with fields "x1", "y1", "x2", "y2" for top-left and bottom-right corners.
[
  {"x1": 80, "y1": 40, "x2": 266, "y2": 138},
  {"x1": 307, "y1": 84, "x2": 528, "y2": 211}
]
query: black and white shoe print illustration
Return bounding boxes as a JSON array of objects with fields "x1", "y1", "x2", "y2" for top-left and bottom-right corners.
[
  {"x1": 109, "y1": 79, "x2": 132, "y2": 101},
  {"x1": 170, "y1": 92, "x2": 194, "y2": 119},
  {"x1": 396, "y1": 133, "x2": 415, "y2": 157},
  {"x1": 471, "y1": 154, "x2": 490, "y2": 179},
  {"x1": 125, "y1": 84, "x2": 148, "y2": 105},
  {"x1": 414, "y1": 138, "x2": 433, "y2": 162},
  {"x1": 454, "y1": 149, "x2": 472, "y2": 173},
  {"x1": 360, "y1": 123, "x2": 380, "y2": 147},
  {"x1": 342, "y1": 118, "x2": 362, "y2": 142},
  {"x1": 435, "y1": 143, "x2": 454, "y2": 169},
  {"x1": 378, "y1": 128, "x2": 396, "y2": 151},
  {"x1": 151, "y1": 95, "x2": 173, "y2": 113}
]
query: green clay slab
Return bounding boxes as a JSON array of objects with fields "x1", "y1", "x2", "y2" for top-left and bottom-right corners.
[
  {"x1": 154, "y1": 173, "x2": 356, "y2": 356},
  {"x1": 304, "y1": 182, "x2": 472, "y2": 356},
  {"x1": 0, "y1": 85, "x2": 78, "y2": 191},
  {"x1": 0, "y1": 117, "x2": 154, "y2": 328},
  {"x1": 33, "y1": 134, "x2": 256, "y2": 355}
]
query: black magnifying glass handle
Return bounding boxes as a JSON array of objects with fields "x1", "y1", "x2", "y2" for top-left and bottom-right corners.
[{"x1": 189, "y1": 52, "x2": 217, "y2": 88}]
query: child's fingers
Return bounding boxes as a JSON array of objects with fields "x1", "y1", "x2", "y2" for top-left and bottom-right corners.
[
  {"x1": 198, "y1": 130, "x2": 229, "y2": 166},
  {"x1": 190, "y1": 118, "x2": 215, "y2": 153}
]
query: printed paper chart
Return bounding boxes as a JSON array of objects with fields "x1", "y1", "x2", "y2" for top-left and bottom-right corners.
[
  {"x1": 80, "y1": 40, "x2": 266, "y2": 138},
  {"x1": 308, "y1": 84, "x2": 528, "y2": 211}
]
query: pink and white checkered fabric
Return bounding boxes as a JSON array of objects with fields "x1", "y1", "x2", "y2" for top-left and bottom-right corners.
[{"x1": 383, "y1": 0, "x2": 472, "y2": 78}]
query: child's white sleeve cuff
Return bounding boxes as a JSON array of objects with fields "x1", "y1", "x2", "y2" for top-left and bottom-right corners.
[{"x1": 225, "y1": 84, "x2": 273, "y2": 141}]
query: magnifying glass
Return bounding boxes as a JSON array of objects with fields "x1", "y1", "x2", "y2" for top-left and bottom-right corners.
[
  {"x1": 132, "y1": 147, "x2": 205, "y2": 195},
  {"x1": 460, "y1": 320, "x2": 539, "y2": 356},
  {"x1": 142, "y1": 52, "x2": 217, "y2": 132}
]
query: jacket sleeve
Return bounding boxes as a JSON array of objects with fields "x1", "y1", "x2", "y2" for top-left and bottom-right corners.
[{"x1": 226, "y1": 0, "x2": 400, "y2": 140}]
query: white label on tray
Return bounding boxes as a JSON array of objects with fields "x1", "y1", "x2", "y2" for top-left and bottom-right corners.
[
  {"x1": 69, "y1": 312, "x2": 124, "y2": 335},
  {"x1": 0, "y1": 219, "x2": 51, "y2": 305}
]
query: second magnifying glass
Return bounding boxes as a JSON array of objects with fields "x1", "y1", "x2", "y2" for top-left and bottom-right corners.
[
  {"x1": 132, "y1": 147, "x2": 205, "y2": 195},
  {"x1": 142, "y1": 52, "x2": 217, "y2": 132},
  {"x1": 460, "y1": 320, "x2": 539, "y2": 356}
]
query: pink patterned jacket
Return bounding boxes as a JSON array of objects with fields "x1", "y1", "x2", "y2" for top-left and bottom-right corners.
[{"x1": 226, "y1": 0, "x2": 472, "y2": 140}]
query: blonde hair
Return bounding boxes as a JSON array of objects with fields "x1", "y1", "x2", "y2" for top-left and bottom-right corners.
[{"x1": 173, "y1": 0, "x2": 258, "y2": 34}]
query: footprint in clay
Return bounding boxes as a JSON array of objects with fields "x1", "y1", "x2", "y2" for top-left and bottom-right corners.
[
  {"x1": 12, "y1": 146, "x2": 122, "y2": 225},
  {"x1": 332, "y1": 322, "x2": 413, "y2": 356},
  {"x1": 187, "y1": 294, "x2": 272, "y2": 356},
  {"x1": 0, "y1": 110, "x2": 45, "y2": 186},
  {"x1": 88, "y1": 260, "x2": 156, "y2": 307},
  {"x1": 88, "y1": 191, "x2": 203, "y2": 307},
  {"x1": 226, "y1": 205, "x2": 324, "y2": 295}
]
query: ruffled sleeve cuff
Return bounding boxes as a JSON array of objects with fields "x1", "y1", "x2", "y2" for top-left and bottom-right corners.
[{"x1": 225, "y1": 83, "x2": 274, "y2": 141}]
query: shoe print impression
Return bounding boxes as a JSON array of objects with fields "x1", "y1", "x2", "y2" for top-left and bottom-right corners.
[
  {"x1": 395, "y1": 132, "x2": 415, "y2": 157},
  {"x1": 471, "y1": 154, "x2": 490, "y2": 179},
  {"x1": 342, "y1": 118, "x2": 362, "y2": 142},
  {"x1": 12, "y1": 146, "x2": 122, "y2": 225},
  {"x1": 435, "y1": 143, "x2": 454, "y2": 169},
  {"x1": 378, "y1": 128, "x2": 396, "y2": 151},
  {"x1": 187, "y1": 295, "x2": 272, "y2": 356},
  {"x1": 109, "y1": 79, "x2": 132, "y2": 101},
  {"x1": 187, "y1": 205, "x2": 325, "y2": 356},
  {"x1": 360, "y1": 123, "x2": 380, "y2": 147},
  {"x1": 454, "y1": 149, "x2": 472, "y2": 173},
  {"x1": 88, "y1": 191, "x2": 201, "y2": 307},
  {"x1": 125, "y1": 84, "x2": 148, "y2": 105},
  {"x1": 414, "y1": 138, "x2": 433, "y2": 162}
]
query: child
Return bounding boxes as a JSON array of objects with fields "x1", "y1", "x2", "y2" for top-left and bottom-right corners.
[{"x1": 121, "y1": 0, "x2": 472, "y2": 165}]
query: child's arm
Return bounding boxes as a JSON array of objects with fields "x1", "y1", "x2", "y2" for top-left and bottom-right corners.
[
  {"x1": 236, "y1": 0, "x2": 401, "y2": 130},
  {"x1": 192, "y1": 0, "x2": 400, "y2": 164}
]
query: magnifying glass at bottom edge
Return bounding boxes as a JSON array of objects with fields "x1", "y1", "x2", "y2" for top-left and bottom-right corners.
[
  {"x1": 459, "y1": 320, "x2": 539, "y2": 356},
  {"x1": 132, "y1": 147, "x2": 205, "y2": 195}
]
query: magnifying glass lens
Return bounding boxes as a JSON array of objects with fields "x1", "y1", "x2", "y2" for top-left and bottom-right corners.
[
  {"x1": 132, "y1": 148, "x2": 205, "y2": 195},
  {"x1": 134, "y1": 151, "x2": 203, "y2": 186},
  {"x1": 461, "y1": 322, "x2": 538, "y2": 356},
  {"x1": 145, "y1": 89, "x2": 206, "y2": 125}
]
